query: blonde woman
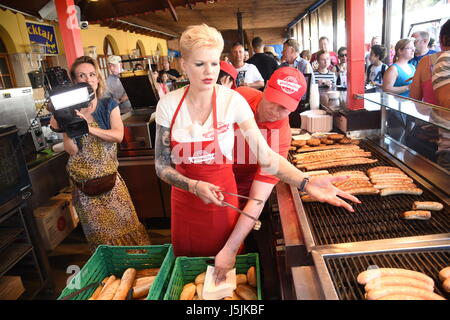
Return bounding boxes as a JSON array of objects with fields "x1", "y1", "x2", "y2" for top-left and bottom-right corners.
[
  {"x1": 155, "y1": 24, "x2": 360, "y2": 283},
  {"x1": 50, "y1": 56, "x2": 150, "y2": 251},
  {"x1": 383, "y1": 39, "x2": 416, "y2": 97}
]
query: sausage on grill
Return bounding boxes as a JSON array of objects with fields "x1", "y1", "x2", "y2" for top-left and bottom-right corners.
[
  {"x1": 412, "y1": 201, "x2": 444, "y2": 211},
  {"x1": 380, "y1": 187, "x2": 423, "y2": 196},
  {"x1": 357, "y1": 268, "x2": 434, "y2": 286},
  {"x1": 401, "y1": 210, "x2": 432, "y2": 220},
  {"x1": 366, "y1": 286, "x2": 446, "y2": 300}
]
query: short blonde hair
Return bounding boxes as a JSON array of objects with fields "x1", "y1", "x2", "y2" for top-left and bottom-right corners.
[{"x1": 179, "y1": 24, "x2": 224, "y2": 58}]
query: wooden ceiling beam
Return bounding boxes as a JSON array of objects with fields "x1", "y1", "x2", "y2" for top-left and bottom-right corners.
[{"x1": 166, "y1": 0, "x2": 179, "y2": 22}]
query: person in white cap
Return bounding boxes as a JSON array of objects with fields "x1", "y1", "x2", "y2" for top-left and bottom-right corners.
[{"x1": 105, "y1": 55, "x2": 132, "y2": 114}]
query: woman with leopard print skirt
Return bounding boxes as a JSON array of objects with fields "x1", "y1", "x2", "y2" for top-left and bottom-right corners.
[{"x1": 50, "y1": 56, "x2": 150, "y2": 251}]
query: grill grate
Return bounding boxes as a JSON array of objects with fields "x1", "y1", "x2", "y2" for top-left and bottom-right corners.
[
  {"x1": 290, "y1": 140, "x2": 450, "y2": 246},
  {"x1": 323, "y1": 248, "x2": 450, "y2": 300}
]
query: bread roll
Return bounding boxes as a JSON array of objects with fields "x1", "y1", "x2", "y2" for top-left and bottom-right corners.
[
  {"x1": 195, "y1": 272, "x2": 206, "y2": 285},
  {"x1": 247, "y1": 266, "x2": 257, "y2": 288},
  {"x1": 236, "y1": 274, "x2": 247, "y2": 285},
  {"x1": 196, "y1": 283, "x2": 204, "y2": 300},
  {"x1": 113, "y1": 268, "x2": 137, "y2": 300},
  {"x1": 180, "y1": 282, "x2": 196, "y2": 300},
  {"x1": 89, "y1": 276, "x2": 110, "y2": 300},
  {"x1": 235, "y1": 284, "x2": 257, "y2": 300},
  {"x1": 97, "y1": 278, "x2": 121, "y2": 300}
]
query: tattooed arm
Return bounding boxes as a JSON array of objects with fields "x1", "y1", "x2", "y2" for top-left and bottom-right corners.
[
  {"x1": 236, "y1": 118, "x2": 360, "y2": 212},
  {"x1": 154, "y1": 124, "x2": 224, "y2": 206}
]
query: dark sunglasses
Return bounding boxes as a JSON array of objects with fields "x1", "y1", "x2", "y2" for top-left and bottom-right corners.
[{"x1": 339, "y1": 54, "x2": 347, "y2": 57}]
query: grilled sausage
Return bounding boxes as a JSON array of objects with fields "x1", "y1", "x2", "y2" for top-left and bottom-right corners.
[
  {"x1": 366, "y1": 286, "x2": 446, "y2": 300},
  {"x1": 412, "y1": 201, "x2": 444, "y2": 211},
  {"x1": 401, "y1": 210, "x2": 431, "y2": 220},
  {"x1": 371, "y1": 178, "x2": 414, "y2": 184},
  {"x1": 364, "y1": 276, "x2": 434, "y2": 292},
  {"x1": 439, "y1": 267, "x2": 450, "y2": 282},
  {"x1": 380, "y1": 187, "x2": 423, "y2": 196},
  {"x1": 367, "y1": 166, "x2": 403, "y2": 174},
  {"x1": 357, "y1": 268, "x2": 434, "y2": 286},
  {"x1": 340, "y1": 187, "x2": 379, "y2": 195},
  {"x1": 296, "y1": 144, "x2": 360, "y2": 153},
  {"x1": 302, "y1": 158, "x2": 378, "y2": 171},
  {"x1": 373, "y1": 183, "x2": 417, "y2": 190}
]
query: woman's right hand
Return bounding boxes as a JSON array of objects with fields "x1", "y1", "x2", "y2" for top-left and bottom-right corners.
[{"x1": 192, "y1": 180, "x2": 224, "y2": 206}]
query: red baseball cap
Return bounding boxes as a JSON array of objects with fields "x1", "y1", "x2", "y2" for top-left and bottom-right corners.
[
  {"x1": 220, "y1": 61, "x2": 238, "y2": 88},
  {"x1": 264, "y1": 67, "x2": 307, "y2": 112}
]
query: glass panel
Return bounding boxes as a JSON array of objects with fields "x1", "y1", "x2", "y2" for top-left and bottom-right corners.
[
  {"x1": 0, "y1": 57, "x2": 8, "y2": 74},
  {"x1": 359, "y1": 92, "x2": 450, "y2": 131},
  {"x1": 390, "y1": 0, "x2": 403, "y2": 44},
  {"x1": 296, "y1": 23, "x2": 303, "y2": 49},
  {"x1": 318, "y1": 1, "x2": 334, "y2": 51},
  {"x1": 303, "y1": 16, "x2": 310, "y2": 51},
  {"x1": 365, "y1": 0, "x2": 383, "y2": 46},
  {"x1": 310, "y1": 11, "x2": 319, "y2": 53},
  {"x1": 337, "y1": 0, "x2": 346, "y2": 49}
]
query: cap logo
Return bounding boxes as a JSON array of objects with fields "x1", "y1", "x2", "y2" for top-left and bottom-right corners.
[{"x1": 277, "y1": 76, "x2": 301, "y2": 95}]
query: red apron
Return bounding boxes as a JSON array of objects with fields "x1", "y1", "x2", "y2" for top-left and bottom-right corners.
[{"x1": 170, "y1": 86, "x2": 240, "y2": 257}]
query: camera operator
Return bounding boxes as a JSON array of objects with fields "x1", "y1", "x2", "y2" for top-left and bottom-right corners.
[{"x1": 50, "y1": 56, "x2": 150, "y2": 251}]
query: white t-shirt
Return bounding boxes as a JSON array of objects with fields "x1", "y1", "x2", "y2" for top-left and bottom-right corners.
[
  {"x1": 367, "y1": 64, "x2": 386, "y2": 85},
  {"x1": 155, "y1": 85, "x2": 255, "y2": 161},
  {"x1": 235, "y1": 63, "x2": 264, "y2": 87}
]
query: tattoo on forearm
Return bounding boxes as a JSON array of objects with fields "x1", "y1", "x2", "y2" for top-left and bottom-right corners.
[{"x1": 155, "y1": 124, "x2": 190, "y2": 191}]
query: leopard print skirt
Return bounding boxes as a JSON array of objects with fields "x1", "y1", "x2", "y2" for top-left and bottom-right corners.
[{"x1": 67, "y1": 122, "x2": 150, "y2": 251}]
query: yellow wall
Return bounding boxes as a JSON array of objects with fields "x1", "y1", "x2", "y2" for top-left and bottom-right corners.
[
  {"x1": 0, "y1": 9, "x2": 168, "y2": 57},
  {"x1": 80, "y1": 24, "x2": 168, "y2": 56}
]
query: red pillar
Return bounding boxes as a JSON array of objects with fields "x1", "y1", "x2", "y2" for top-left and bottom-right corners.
[
  {"x1": 54, "y1": 0, "x2": 84, "y2": 68},
  {"x1": 346, "y1": 0, "x2": 365, "y2": 110}
]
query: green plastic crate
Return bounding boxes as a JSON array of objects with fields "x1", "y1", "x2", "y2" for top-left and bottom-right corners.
[
  {"x1": 58, "y1": 244, "x2": 175, "y2": 300},
  {"x1": 163, "y1": 253, "x2": 261, "y2": 300}
]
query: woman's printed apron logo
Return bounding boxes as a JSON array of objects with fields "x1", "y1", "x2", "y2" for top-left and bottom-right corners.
[
  {"x1": 277, "y1": 77, "x2": 301, "y2": 95},
  {"x1": 189, "y1": 150, "x2": 215, "y2": 164}
]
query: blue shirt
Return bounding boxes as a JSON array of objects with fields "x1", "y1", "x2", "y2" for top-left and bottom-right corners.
[
  {"x1": 92, "y1": 97, "x2": 119, "y2": 130},
  {"x1": 393, "y1": 63, "x2": 416, "y2": 97},
  {"x1": 409, "y1": 50, "x2": 437, "y2": 68}
]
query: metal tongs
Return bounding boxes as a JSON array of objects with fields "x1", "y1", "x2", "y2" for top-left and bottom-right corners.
[{"x1": 220, "y1": 191, "x2": 263, "y2": 231}]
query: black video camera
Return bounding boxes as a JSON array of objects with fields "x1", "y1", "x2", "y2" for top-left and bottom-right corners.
[{"x1": 45, "y1": 67, "x2": 95, "y2": 139}]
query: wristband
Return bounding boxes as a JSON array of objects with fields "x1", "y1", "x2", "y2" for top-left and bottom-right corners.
[
  {"x1": 193, "y1": 180, "x2": 200, "y2": 196},
  {"x1": 298, "y1": 177, "x2": 310, "y2": 193}
]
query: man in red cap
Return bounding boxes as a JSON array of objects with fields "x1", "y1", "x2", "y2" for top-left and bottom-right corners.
[
  {"x1": 218, "y1": 67, "x2": 306, "y2": 276},
  {"x1": 233, "y1": 66, "x2": 307, "y2": 205}
]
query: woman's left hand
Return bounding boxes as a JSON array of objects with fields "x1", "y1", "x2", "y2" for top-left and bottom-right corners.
[
  {"x1": 214, "y1": 247, "x2": 236, "y2": 286},
  {"x1": 304, "y1": 175, "x2": 361, "y2": 212},
  {"x1": 75, "y1": 109, "x2": 87, "y2": 121}
]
